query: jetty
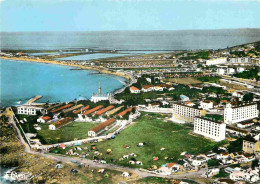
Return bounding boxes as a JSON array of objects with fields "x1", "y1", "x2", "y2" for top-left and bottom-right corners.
[{"x1": 25, "y1": 95, "x2": 42, "y2": 105}]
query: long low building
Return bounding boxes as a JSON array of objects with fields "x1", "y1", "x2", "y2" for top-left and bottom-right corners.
[
  {"x1": 172, "y1": 103, "x2": 206, "y2": 123},
  {"x1": 63, "y1": 104, "x2": 83, "y2": 113},
  {"x1": 107, "y1": 106, "x2": 124, "y2": 117},
  {"x1": 224, "y1": 103, "x2": 258, "y2": 124},
  {"x1": 95, "y1": 105, "x2": 114, "y2": 116},
  {"x1": 117, "y1": 107, "x2": 135, "y2": 118},
  {"x1": 194, "y1": 117, "x2": 226, "y2": 142},
  {"x1": 88, "y1": 118, "x2": 116, "y2": 137},
  {"x1": 206, "y1": 57, "x2": 227, "y2": 66},
  {"x1": 73, "y1": 105, "x2": 90, "y2": 114},
  {"x1": 83, "y1": 105, "x2": 104, "y2": 116},
  {"x1": 51, "y1": 104, "x2": 74, "y2": 113}
]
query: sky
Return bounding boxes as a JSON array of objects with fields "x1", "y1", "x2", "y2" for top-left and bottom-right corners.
[{"x1": 0, "y1": 0, "x2": 260, "y2": 32}]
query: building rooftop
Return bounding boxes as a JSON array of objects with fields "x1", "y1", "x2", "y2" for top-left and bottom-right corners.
[
  {"x1": 73, "y1": 105, "x2": 90, "y2": 114},
  {"x1": 130, "y1": 86, "x2": 140, "y2": 91},
  {"x1": 51, "y1": 104, "x2": 73, "y2": 113},
  {"x1": 90, "y1": 118, "x2": 116, "y2": 133},
  {"x1": 95, "y1": 105, "x2": 114, "y2": 116},
  {"x1": 118, "y1": 107, "x2": 135, "y2": 117},
  {"x1": 83, "y1": 105, "x2": 104, "y2": 116}
]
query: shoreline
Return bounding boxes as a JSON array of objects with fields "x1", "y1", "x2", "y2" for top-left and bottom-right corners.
[
  {"x1": 0, "y1": 56, "x2": 135, "y2": 107},
  {"x1": 0, "y1": 56, "x2": 133, "y2": 82}
]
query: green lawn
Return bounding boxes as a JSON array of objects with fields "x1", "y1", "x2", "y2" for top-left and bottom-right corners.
[
  {"x1": 53, "y1": 113, "x2": 226, "y2": 169},
  {"x1": 37, "y1": 122, "x2": 98, "y2": 144}
]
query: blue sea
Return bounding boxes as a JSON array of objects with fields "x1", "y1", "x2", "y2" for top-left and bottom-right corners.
[
  {"x1": 1, "y1": 29, "x2": 260, "y2": 51},
  {"x1": 1, "y1": 29, "x2": 260, "y2": 107},
  {"x1": 0, "y1": 59, "x2": 126, "y2": 107}
]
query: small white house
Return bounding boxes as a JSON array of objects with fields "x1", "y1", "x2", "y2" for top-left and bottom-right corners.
[
  {"x1": 200, "y1": 101, "x2": 214, "y2": 110},
  {"x1": 37, "y1": 116, "x2": 51, "y2": 123},
  {"x1": 49, "y1": 124, "x2": 56, "y2": 130},
  {"x1": 122, "y1": 172, "x2": 130, "y2": 177}
]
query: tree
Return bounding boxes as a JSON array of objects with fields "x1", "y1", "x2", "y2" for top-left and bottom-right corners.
[
  {"x1": 36, "y1": 110, "x2": 42, "y2": 116},
  {"x1": 227, "y1": 138, "x2": 243, "y2": 153},
  {"x1": 207, "y1": 159, "x2": 220, "y2": 167},
  {"x1": 58, "y1": 112, "x2": 65, "y2": 119},
  {"x1": 197, "y1": 64, "x2": 203, "y2": 68},
  {"x1": 252, "y1": 159, "x2": 259, "y2": 170},
  {"x1": 124, "y1": 87, "x2": 130, "y2": 94},
  {"x1": 243, "y1": 93, "x2": 254, "y2": 102}
]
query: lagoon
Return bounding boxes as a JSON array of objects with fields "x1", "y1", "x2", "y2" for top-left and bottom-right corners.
[{"x1": 0, "y1": 59, "x2": 126, "y2": 107}]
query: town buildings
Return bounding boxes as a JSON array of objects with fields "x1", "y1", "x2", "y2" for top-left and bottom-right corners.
[
  {"x1": 224, "y1": 103, "x2": 258, "y2": 124},
  {"x1": 194, "y1": 117, "x2": 226, "y2": 142}
]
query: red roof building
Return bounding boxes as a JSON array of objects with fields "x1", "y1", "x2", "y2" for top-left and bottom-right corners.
[
  {"x1": 95, "y1": 105, "x2": 114, "y2": 116},
  {"x1": 83, "y1": 105, "x2": 103, "y2": 116},
  {"x1": 73, "y1": 105, "x2": 90, "y2": 114},
  {"x1": 117, "y1": 107, "x2": 135, "y2": 118},
  {"x1": 90, "y1": 118, "x2": 116, "y2": 133},
  {"x1": 51, "y1": 104, "x2": 74, "y2": 113}
]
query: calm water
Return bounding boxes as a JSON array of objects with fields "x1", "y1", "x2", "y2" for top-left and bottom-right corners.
[
  {"x1": 0, "y1": 59, "x2": 126, "y2": 107},
  {"x1": 57, "y1": 51, "x2": 171, "y2": 61},
  {"x1": 56, "y1": 53, "x2": 133, "y2": 61},
  {"x1": 1, "y1": 29, "x2": 260, "y2": 51}
]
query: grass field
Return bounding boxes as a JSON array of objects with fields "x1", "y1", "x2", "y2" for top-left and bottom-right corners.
[
  {"x1": 53, "y1": 113, "x2": 225, "y2": 168},
  {"x1": 163, "y1": 77, "x2": 202, "y2": 85},
  {"x1": 38, "y1": 122, "x2": 98, "y2": 144}
]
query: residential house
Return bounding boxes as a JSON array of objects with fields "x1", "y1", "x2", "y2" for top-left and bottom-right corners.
[
  {"x1": 49, "y1": 124, "x2": 56, "y2": 130},
  {"x1": 185, "y1": 101, "x2": 194, "y2": 107},
  {"x1": 141, "y1": 85, "x2": 154, "y2": 92},
  {"x1": 200, "y1": 101, "x2": 214, "y2": 110},
  {"x1": 130, "y1": 86, "x2": 140, "y2": 94},
  {"x1": 37, "y1": 116, "x2": 51, "y2": 123}
]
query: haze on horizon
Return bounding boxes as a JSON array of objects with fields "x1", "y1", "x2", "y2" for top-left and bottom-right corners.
[{"x1": 0, "y1": 0, "x2": 260, "y2": 32}]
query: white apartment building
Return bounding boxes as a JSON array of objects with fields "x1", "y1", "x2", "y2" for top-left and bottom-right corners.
[
  {"x1": 17, "y1": 105, "x2": 47, "y2": 115},
  {"x1": 229, "y1": 57, "x2": 251, "y2": 64},
  {"x1": 172, "y1": 103, "x2": 205, "y2": 123},
  {"x1": 194, "y1": 117, "x2": 226, "y2": 142},
  {"x1": 206, "y1": 57, "x2": 227, "y2": 66},
  {"x1": 224, "y1": 103, "x2": 258, "y2": 124}
]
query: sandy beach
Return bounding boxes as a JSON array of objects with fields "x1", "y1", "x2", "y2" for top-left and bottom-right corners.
[{"x1": 0, "y1": 56, "x2": 132, "y2": 81}]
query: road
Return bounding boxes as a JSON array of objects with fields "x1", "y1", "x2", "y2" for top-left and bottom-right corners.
[{"x1": 9, "y1": 115, "x2": 206, "y2": 181}]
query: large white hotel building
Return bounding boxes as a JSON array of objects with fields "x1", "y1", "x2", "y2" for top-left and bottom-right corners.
[
  {"x1": 172, "y1": 103, "x2": 206, "y2": 123},
  {"x1": 194, "y1": 117, "x2": 226, "y2": 142},
  {"x1": 224, "y1": 103, "x2": 258, "y2": 124}
]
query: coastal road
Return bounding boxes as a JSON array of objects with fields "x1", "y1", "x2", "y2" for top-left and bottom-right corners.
[
  {"x1": 34, "y1": 153, "x2": 206, "y2": 180},
  {"x1": 9, "y1": 112, "x2": 206, "y2": 181}
]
